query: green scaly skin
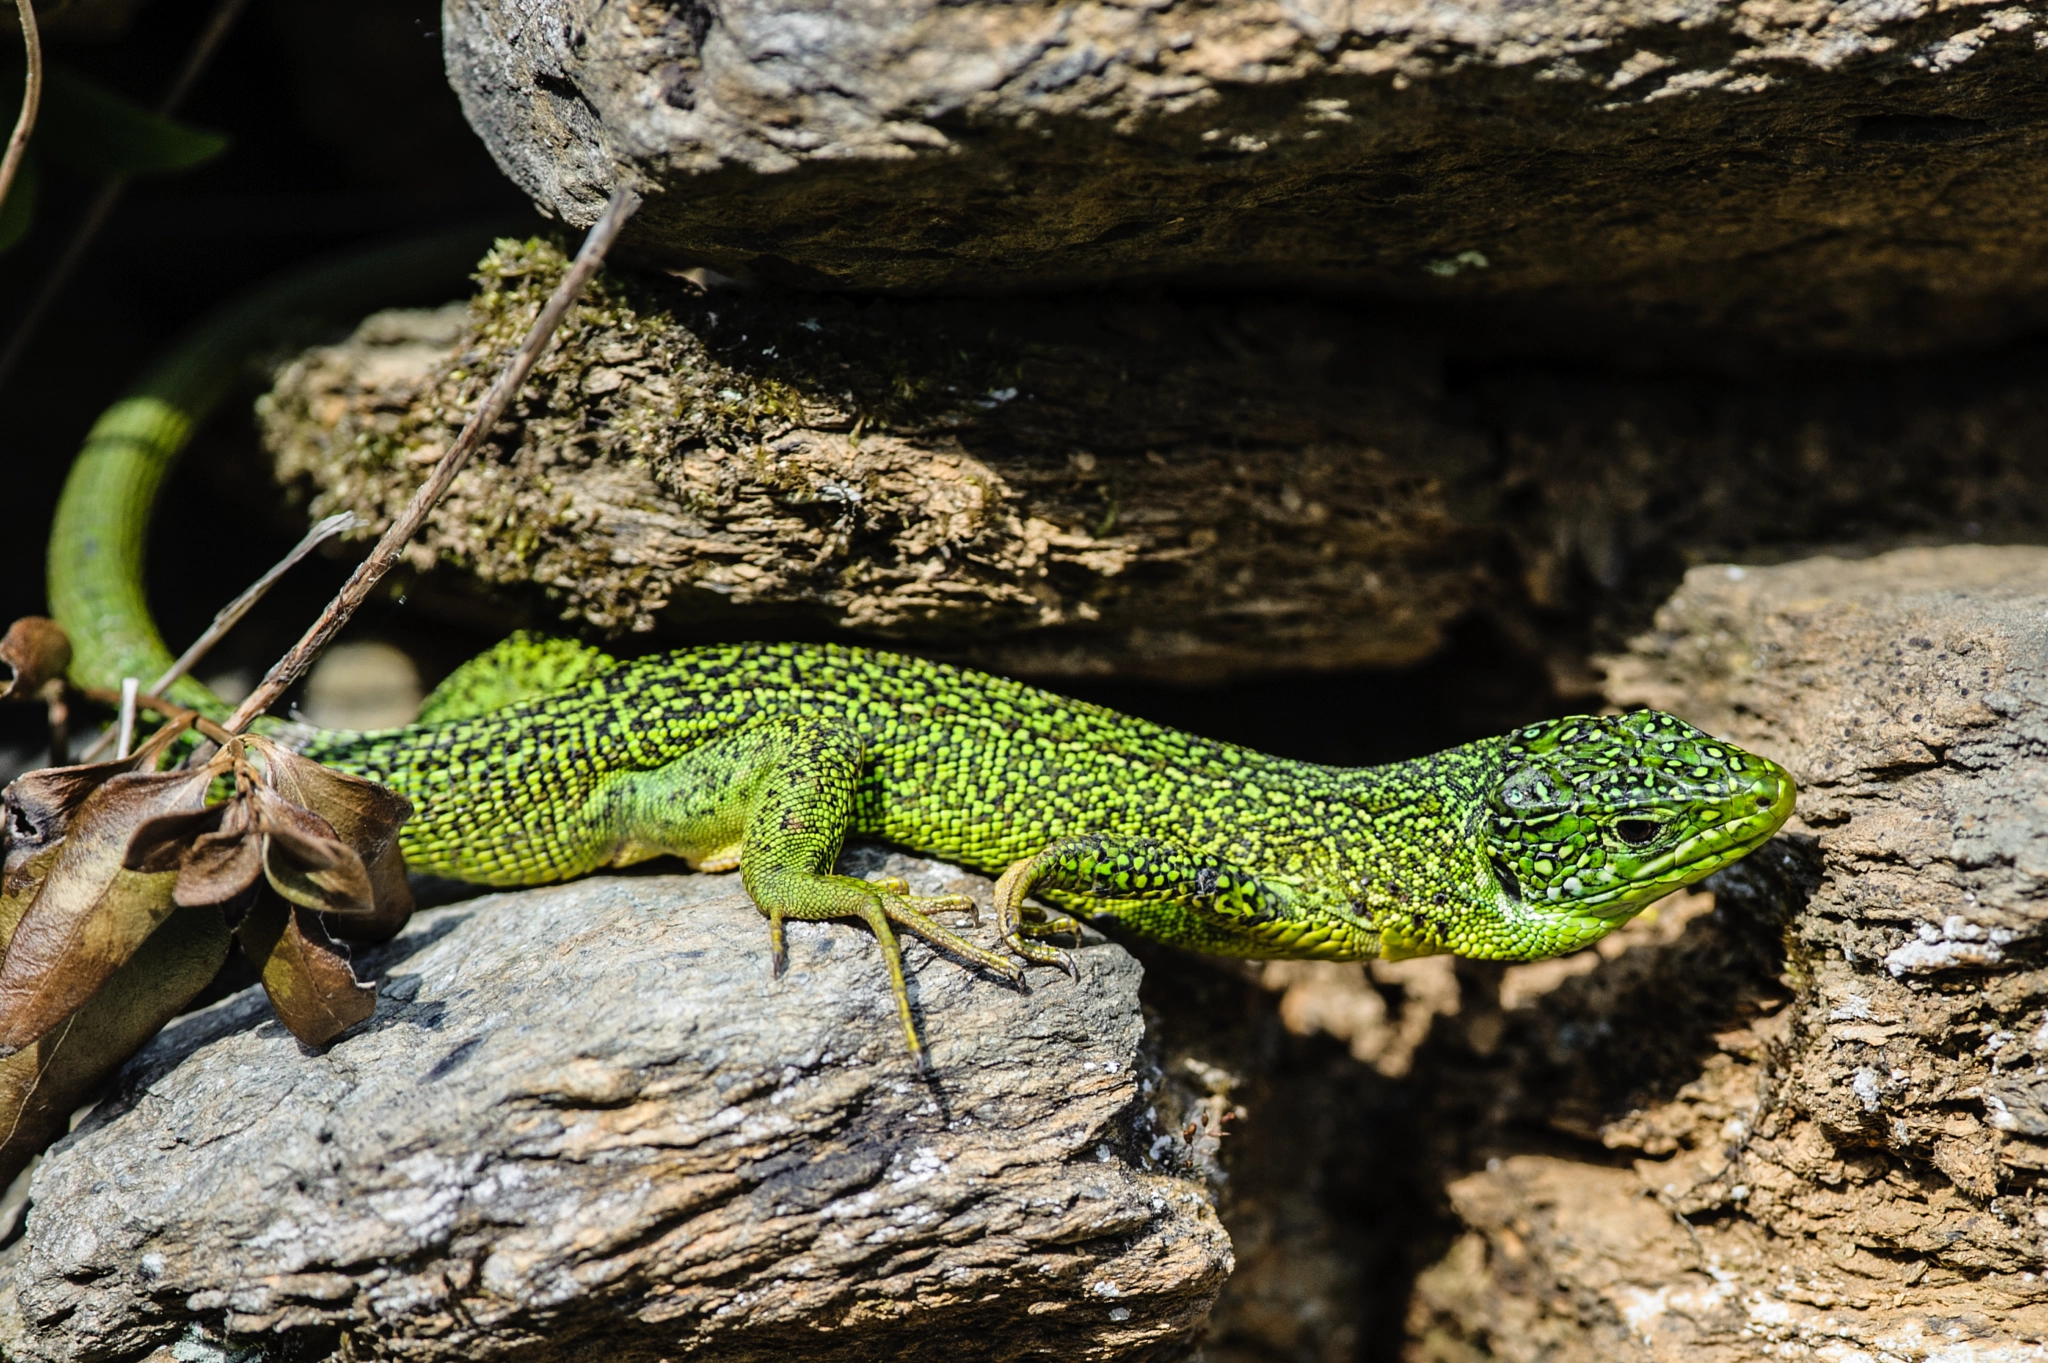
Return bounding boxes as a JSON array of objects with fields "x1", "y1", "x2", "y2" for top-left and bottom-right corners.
[{"x1": 48, "y1": 245, "x2": 1799, "y2": 1064}]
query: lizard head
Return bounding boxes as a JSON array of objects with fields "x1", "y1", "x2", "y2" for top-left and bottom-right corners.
[{"x1": 1416, "y1": 710, "x2": 1794, "y2": 960}]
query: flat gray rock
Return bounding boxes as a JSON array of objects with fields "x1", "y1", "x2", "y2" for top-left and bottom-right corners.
[
  {"x1": 445, "y1": 0, "x2": 2048, "y2": 355},
  {"x1": 0, "y1": 859, "x2": 1229, "y2": 1362}
]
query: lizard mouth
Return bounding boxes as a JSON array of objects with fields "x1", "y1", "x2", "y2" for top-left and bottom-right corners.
[{"x1": 1573, "y1": 757, "x2": 1797, "y2": 919}]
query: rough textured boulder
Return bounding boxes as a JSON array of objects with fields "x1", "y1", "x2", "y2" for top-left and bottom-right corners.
[
  {"x1": 444, "y1": 0, "x2": 2048, "y2": 356},
  {"x1": 259, "y1": 244, "x2": 2048, "y2": 680},
  {"x1": 0, "y1": 854, "x2": 1231, "y2": 1362},
  {"x1": 5, "y1": 549, "x2": 2038, "y2": 1360},
  {"x1": 1396, "y1": 545, "x2": 2048, "y2": 1359}
]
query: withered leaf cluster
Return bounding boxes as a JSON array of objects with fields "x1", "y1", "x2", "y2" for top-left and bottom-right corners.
[
  {"x1": 0, "y1": 617, "x2": 70, "y2": 702},
  {"x1": 0, "y1": 674, "x2": 413, "y2": 1186},
  {"x1": 3, "y1": 725, "x2": 413, "y2": 1052}
]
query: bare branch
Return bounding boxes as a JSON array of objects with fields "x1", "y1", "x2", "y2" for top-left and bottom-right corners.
[
  {"x1": 114, "y1": 679, "x2": 137, "y2": 760},
  {"x1": 222, "y1": 185, "x2": 643, "y2": 735},
  {"x1": 79, "y1": 686, "x2": 235, "y2": 748},
  {"x1": 153, "y1": 511, "x2": 355, "y2": 698},
  {"x1": 40, "y1": 678, "x2": 67, "y2": 766},
  {"x1": 0, "y1": 0, "x2": 41, "y2": 219},
  {"x1": 158, "y1": 0, "x2": 253, "y2": 113},
  {"x1": 73, "y1": 513, "x2": 357, "y2": 765}
]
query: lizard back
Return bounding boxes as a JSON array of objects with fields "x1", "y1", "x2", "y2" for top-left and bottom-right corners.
[{"x1": 301, "y1": 640, "x2": 1485, "y2": 891}]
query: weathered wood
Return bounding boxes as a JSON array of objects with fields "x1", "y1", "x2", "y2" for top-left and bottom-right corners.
[{"x1": 260, "y1": 250, "x2": 2048, "y2": 682}]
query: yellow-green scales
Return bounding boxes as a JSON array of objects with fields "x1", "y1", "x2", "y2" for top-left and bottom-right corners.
[{"x1": 46, "y1": 241, "x2": 1799, "y2": 1064}]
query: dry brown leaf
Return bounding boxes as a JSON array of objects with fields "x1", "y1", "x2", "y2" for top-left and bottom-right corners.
[
  {"x1": 244, "y1": 735, "x2": 410, "y2": 866},
  {"x1": 0, "y1": 903, "x2": 230, "y2": 1189},
  {"x1": 0, "y1": 618, "x2": 71, "y2": 703},
  {"x1": 0, "y1": 722, "x2": 190, "y2": 876},
  {"x1": 0, "y1": 764, "x2": 216, "y2": 1057},
  {"x1": 0, "y1": 845, "x2": 62, "y2": 941},
  {"x1": 242, "y1": 735, "x2": 411, "y2": 930},
  {"x1": 0, "y1": 723, "x2": 409, "y2": 1070},
  {"x1": 249, "y1": 783, "x2": 376, "y2": 919},
  {"x1": 353, "y1": 841, "x2": 415, "y2": 944},
  {"x1": 124, "y1": 767, "x2": 234, "y2": 875},
  {"x1": 168, "y1": 797, "x2": 260, "y2": 908},
  {"x1": 237, "y1": 889, "x2": 375, "y2": 1047}
]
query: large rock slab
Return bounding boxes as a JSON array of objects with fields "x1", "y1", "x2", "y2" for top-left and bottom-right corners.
[
  {"x1": 0, "y1": 857, "x2": 1230, "y2": 1362},
  {"x1": 1395, "y1": 546, "x2": 2048, "y2": 1359},
  {"x1": 259, "y1": 246, "x2": 2048, "y2": 681},
  {"x1": 445, "y1": 0, "x2": 2048, "y2": 356}
]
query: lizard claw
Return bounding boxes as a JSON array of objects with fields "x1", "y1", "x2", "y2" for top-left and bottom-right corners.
[{"x1": 1004, "y1": 933, "x2": 1079, "y2": 981}]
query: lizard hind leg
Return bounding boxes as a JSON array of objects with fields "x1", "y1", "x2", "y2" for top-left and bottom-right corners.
[
  {"x1": 743, "y1": 861, "x2": 1020, "y2": 1067},
  {"x1": 667, "y1": 715, "x2": 1023, "y2": 1065},
  {"x1": 605, "y1": 716, "x2": 1018, "y2": 1062}
]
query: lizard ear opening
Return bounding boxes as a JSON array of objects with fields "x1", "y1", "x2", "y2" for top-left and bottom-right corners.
[{"x1": 1489, "y1": 856, "x2": 1522, "y2": 903}]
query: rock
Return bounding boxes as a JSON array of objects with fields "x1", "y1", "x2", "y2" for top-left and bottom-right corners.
[
  {"x1": 0, "y1": 855, "x2": 1230, "y2": 1362},
  {"x1": 443, "y1": 0, "x2": 2048, "y2": 357},
  {"x1": 301, "y1": 641, "x2": 425, "y2": 730},
  {"x1": 259, "y1": 243, "x2": 2048, "y2": 681},
  {"x1": 260, "y1": 246, "x2": 1487, "y2": 681},
  {"x1": 1394, "y1": 546, "x2": 2048, "y2": 1359}
]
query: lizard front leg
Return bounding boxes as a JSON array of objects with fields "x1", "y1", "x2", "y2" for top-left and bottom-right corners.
[
  {"x1": 609, "y1": 715, "x2": 1021, "y2": 1066},
  {"x1": 993, "y1": 834, "x2": 1377, "y2": 965}
]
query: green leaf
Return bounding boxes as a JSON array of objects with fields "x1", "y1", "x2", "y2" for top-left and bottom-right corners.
[
  {"x1": 34, "y1": 65, "x2": 227, "y2": 177},
  {"x1": 0, "y1": 153, "x2": 36, "y2": 254}
]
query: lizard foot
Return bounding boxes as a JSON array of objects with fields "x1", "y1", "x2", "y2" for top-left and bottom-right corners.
[
  {"x1": 991, "y1": 858, "x2": 1081, "y2": 981},
  {"x1": 860, "y1": 888, "x2": 1021, "y2": 1070},
  {"x1": 863, "y1": 876, "x2": 981, "y2": 927},
  {"x1": 1011, "y1": 911, "x2": 1085, "y2": 981},
  {"x1": 1015, "y1": 909, "x2": 1088, "y2": 940}
]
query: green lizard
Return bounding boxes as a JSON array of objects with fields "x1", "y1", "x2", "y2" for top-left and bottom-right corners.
[{"x1": 46, "y1": 245, "x2": 1797, "y2": 1064}]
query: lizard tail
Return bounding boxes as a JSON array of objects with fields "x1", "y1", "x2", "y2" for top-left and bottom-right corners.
[{"x1": 47, "y1": 226, "x2": 509, "y2": 717}]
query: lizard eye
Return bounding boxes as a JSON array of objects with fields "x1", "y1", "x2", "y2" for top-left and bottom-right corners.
[{"x1": 1614, "y1": 819, "x2": 1661, "y2": 846}]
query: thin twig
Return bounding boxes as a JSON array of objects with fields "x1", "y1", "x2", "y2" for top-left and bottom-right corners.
[
  {"x1": 152, "y1": 510, "x2": 356, "y2": 697},
  {"x1": 0, "y1": 0, "x2": 41, "y2": 219},
  {"x1": 223, "y1": 184, "x2": 642, "y2": 735},
  {"x1": 114, "y1": 678, "x2": 137, "y2": 759},
  {"x1": 80, "y1": 685, "x2": 234, "y2": 748},
  {"x1": 72, "y1": 511, "x2": 358, "y2": 764},
  {"x1": 158, "y1": 0, "x2": 251, "y2": 112},
  {"x1": 0, "y1": 0, "x2": 251, "y2": 385},
  {"x1": 38, "y1": 677, "x2": 66, "y2": 766}
]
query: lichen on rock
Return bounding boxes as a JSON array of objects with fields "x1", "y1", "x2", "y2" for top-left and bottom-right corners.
[
  {"x1": 261, "y1": 238, "x2": 1477, "y2": 680},
  {"x1": 264, "y1": 240, "x2": 1048, "y2": 638}
]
